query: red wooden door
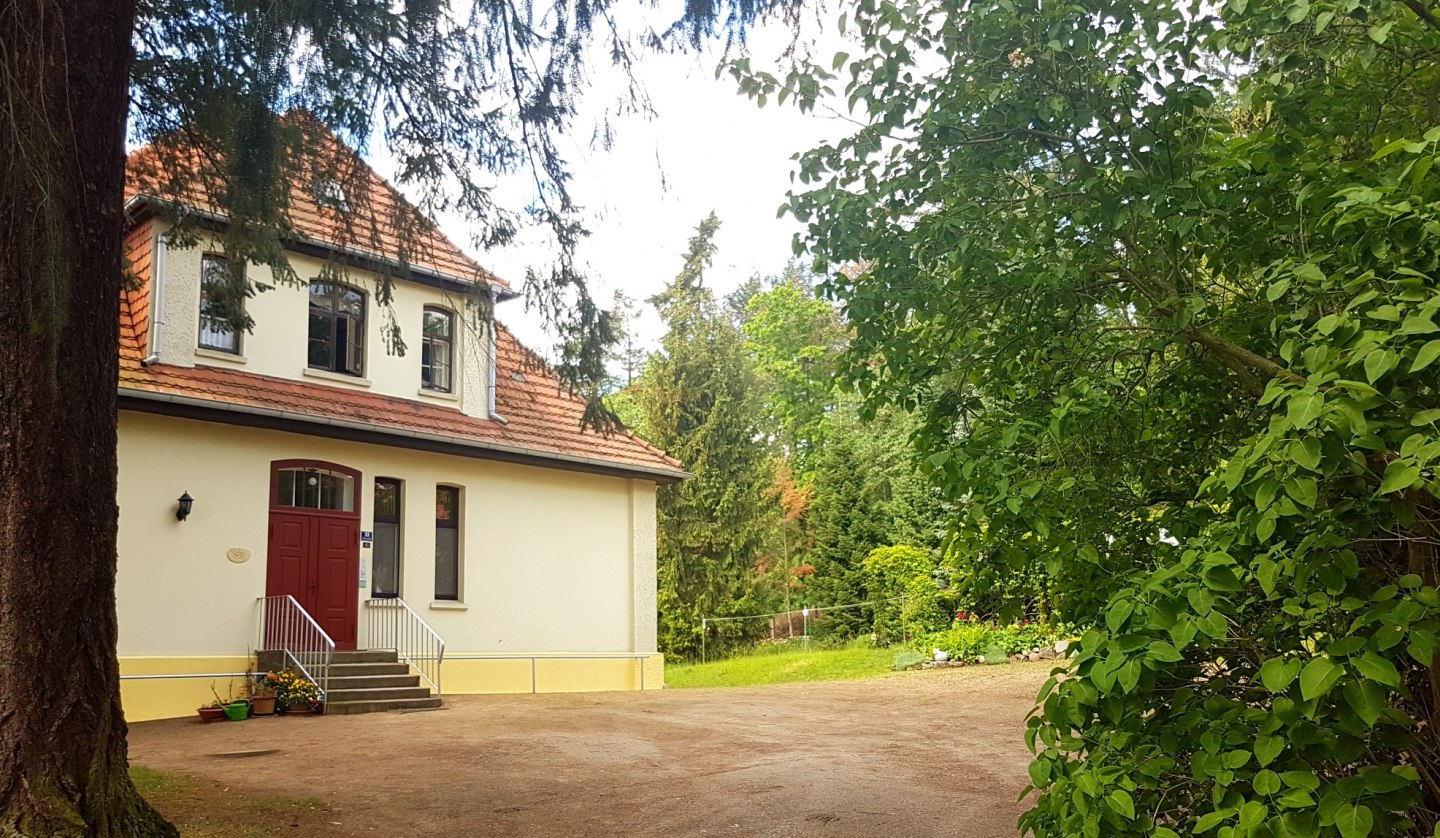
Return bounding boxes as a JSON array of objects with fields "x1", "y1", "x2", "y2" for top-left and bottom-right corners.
[
  {"x1": 311, "y1": 515, "x2": 360, "y2": 648},
  {"x1": 266, "y1": 461, "x2": 361, "y2": 651}
]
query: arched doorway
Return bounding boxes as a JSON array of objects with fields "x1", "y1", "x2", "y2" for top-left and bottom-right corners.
[{"x1": 266, "y1": 460, "x2": 361, "y2": 649}]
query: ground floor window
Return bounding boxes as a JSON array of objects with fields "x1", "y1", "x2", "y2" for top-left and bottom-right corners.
[
  {"x1": 434, "y1": 486, "x2": 460, "y2": 601},
  {"x1": 372, "y1": 478, "x2": 402, "y2": 598}
]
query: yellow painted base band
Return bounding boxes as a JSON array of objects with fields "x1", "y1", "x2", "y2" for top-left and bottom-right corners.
[
  {"x1": 119, "y1": 653, "x2": 665, "y2": 722},
  {"x1": 119, "y1": 656, "x2": 253, "y2": 723},
  {"x1": 440, "y1": 654, "x2": 665, "y2": 694}
]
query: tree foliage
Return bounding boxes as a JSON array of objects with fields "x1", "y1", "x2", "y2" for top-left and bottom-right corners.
[
  {"x1": 741, "y1": 266, "x2": 845, "y2": 473},
  {"x1": 754, "y1": 0, "x2": 1440, "y2": 830},
  {"x1": 640, "y1": 215, "x2": 775, "y2": 659}
]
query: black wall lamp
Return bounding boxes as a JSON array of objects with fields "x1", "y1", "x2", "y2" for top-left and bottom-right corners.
[{"x1": 175, "y1": 492, "x2": 194, "y2": 522}]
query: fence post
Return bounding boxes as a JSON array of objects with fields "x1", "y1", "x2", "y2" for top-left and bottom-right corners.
[
  {"x1": 802, "y1": 607, "x2": 809, "y2": 652},
  {"x1": 701, "y1": 617, "x2": 707, "y2": 664}
]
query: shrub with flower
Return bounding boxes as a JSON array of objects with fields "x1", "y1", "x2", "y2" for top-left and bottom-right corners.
[{"x1": 266, "y1": 669, "x2": 320, "y2": 706}]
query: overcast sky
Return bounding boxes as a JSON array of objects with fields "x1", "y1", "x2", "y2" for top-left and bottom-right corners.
[{"x1": 380, "y1": 14, "x2": 853, "y2": 357}]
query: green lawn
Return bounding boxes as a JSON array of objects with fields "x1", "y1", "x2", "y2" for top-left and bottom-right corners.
[{"x1": 664, "y1": 644, "x2": 904, "y2": 688}]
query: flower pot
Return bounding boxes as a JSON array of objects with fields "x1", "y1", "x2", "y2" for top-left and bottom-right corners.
[
  {"x1": 286, "y1": 703, "x2": 316, "y2": 716},
  {"x1": 249, "y1": 696, "x2": 276, "y2": 716},
  {"x1": 223, "y1": 700, "x2": 250, "y2": 721},
  {"x1": 197, "y1": 706, "x2": 226, "y2": 724}
]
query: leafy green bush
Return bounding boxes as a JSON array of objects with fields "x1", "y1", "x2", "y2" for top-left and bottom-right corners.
[
  {"x1": 861, "y1": 545, "x2": 936, "y2": 642},
  {"x1": 918, "y1": 619, "x2": 1067, "y2": 663}
]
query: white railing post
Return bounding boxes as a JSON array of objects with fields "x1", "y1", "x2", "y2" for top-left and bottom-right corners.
[
  {"x1": 362, "y1": 597, "x2": 445, "y2": 695},
  {"x1": 256, "y1": 595, "x2": 335, "y2": 710}
]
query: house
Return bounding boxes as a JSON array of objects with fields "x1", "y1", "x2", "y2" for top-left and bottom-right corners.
[{"x1": 115, "y1": 135, "x2": 685, "y2": 721}]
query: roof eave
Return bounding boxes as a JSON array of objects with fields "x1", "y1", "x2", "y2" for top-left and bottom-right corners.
[
  {"x1": 123, "y1": 194, "x2": 520, "y2": 301},
  {"x1": 118, "y1": 385, "x2": 691, "y2": 484}
]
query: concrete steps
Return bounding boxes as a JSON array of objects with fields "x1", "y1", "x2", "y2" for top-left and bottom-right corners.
[{"x1": 257, "y1": 648, "x2": 441, "y2": 716}]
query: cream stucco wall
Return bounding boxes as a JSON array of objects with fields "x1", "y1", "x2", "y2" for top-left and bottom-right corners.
[
  {"x1": 117, "y1": 412, "x2": 659, "y2": 673},
  {"x1": 151, "y1": 228, "x2": 491, "y2": 418}
]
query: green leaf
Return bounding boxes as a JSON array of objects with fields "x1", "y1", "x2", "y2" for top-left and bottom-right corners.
[
  {"x1": 1412, "y1": 339, "x2": 1440, "y2": 372},
  {"x1": 1365, "y1": 348, "x2": 1397, "y2": 384},
  {"x1": 1293, "y1": 438, "x2": 1322, "y2": 471},
  {"x1": 1412, "y1": 409, "x2": 1440, "y2": 426},
  {"x1": 1261, "y1": 657, "x2": 1301, "y2": 692},
  {"x1": 1148, "y1": 640, "x2": 1183, "y2": 662},
  {"x1": 1354, "y1": 651, "x2": 1402, "y2": 687},
  {"x1": 1204, "y1": 565, "x2": 1243, "y2": 592},
  {"x1": 1195, "y1": 810, "x2": 1231, "y2": 832},
  {"x1": 1380, "y1": 461, "x2": 1420, "y2": 495},
  {"x1": 1106, "y1": 598, "x2": 1134, "y2": 633},
  {"x1": 1368, "y1": 21, "x2": 1394, "y2": 43},
  {"x1": 1258, "y1": 514, "x2": 1278, "y2": 543},
  {"x1": 1287, "y1": 392, "x2": 1324, "y2": 429},
  {"x1": 1344, "y1": 678, "x2": 1386, "y2": 726},
  {"x1": 1403, "y1": 314, "x2": 1440, "y2": 335},
  {"x1": 1300, "y1": 657, "x2": 1342, "y2": 700},
  {"x1": 1288, "y1": 477, "x2": 1317, "y2": 508},
  {"x1": 1107, "y1": 789, "x2": 1135, "y2": 819},
  {"x1": 1334, "y1": 802, "x2": 1374, "y2": 838},
  {"x1": 1268, "y1": 277, "x2": 1291, "y2": 301},
  {"x1": 1255, "y1": 735, "x2": 1285, "y2": 767}
]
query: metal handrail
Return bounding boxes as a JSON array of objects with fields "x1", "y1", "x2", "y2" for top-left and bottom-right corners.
[
  {"x1": 364, "y1": 597, "x2": 445, "y2": 694},
  {"x1": 257, "y1": 595, "x2": 336, "y2": 710}
]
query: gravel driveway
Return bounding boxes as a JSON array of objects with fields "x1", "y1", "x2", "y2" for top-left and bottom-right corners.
[{"x1": 127, "y1": 663, "x2": 1050, "y2": 837}]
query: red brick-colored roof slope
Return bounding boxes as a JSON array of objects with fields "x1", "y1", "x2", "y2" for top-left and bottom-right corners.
[
  {"x1": 116, "y1": 324, "x2": 686, "y2": 480},
  {"x1": 124, "y1": 124, "x2": 509, "y2": 291}
]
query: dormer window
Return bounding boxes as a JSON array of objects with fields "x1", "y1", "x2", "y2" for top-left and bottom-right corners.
[
  {"x1": 308, "y1": 282, "x2": 365, "y2": 376},
  {"x1": 314, "y1": 178, "x2": 348, "y2": 211},
  {"x1": 421, "y1": 307, "x2": 454, "y2": 393},
  {"x1": 198, "y1": 255, "x2": 243, "y2": 354}
]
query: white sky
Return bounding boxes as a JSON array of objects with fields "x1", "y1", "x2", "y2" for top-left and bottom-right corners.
[{"x1": 378, "y1": 14, "x2": 854, "y2": 358}]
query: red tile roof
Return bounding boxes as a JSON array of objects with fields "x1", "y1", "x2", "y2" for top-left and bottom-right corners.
[
  {"x1": 116, "y1": 325, "x2": 685, "y2": 479},
  {"x1": 124, "y1": 124, "x2": 509, "y2": 291},
  {"x1": 118, "y1": 138, "x2": 686, "y2": 481}
]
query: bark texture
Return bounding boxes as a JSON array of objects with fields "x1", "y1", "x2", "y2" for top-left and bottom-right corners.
[{"x1": 0, "y1": 1, "x2": 176, "y2": 834}]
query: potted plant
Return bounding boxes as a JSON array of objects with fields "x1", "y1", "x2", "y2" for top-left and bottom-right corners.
[
  {"x1": 250, "y1": 671, "x2": 279, "y2": 716},
  {"x1": 272, "y1": 669, "x2": 321, "y2": 715},
  {"x1": 209, "y1": 683, "x2": 249, "y2": 721},
  {"x1": 196, "y1": 700, "x2": 226, "y2": 724}
]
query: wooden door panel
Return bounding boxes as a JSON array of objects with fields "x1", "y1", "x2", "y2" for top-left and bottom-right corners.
[
  {"x1": 265, "y1": 514, "x2": 314, "y2": 648},
  {"x1": 313, "y1": 516, "x2": 359, "y2": 650},
  {"x1": 267, "y1": 515, "x2": 312, "y2": 601}
]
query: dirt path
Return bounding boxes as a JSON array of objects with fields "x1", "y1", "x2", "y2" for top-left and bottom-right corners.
[{"x1": 128, "y1": 663, "x2": 1051, "y2": 837}]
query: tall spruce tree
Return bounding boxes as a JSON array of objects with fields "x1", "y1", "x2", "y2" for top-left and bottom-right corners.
[
  {"x1": 803, "y1": 415, "x2": 888, "y2": 637},
  {"x1": 640, "y1": 215, "x2": 773, "y2": 659}
]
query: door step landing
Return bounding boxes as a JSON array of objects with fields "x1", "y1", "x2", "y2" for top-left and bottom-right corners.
[{"x1": 256, "y1": 649, "x2": 441, "y2": 715}]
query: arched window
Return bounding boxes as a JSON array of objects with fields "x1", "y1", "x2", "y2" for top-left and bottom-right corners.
[
  {"x1": 421, "y1": 307, "x2": 454, "y2": 392},
  {"x1": 273, "y1": 464, "x2": 357, "y2": 512},
  {"x1": 308, "y1": 282, "x2": 365, "y2": 376}
]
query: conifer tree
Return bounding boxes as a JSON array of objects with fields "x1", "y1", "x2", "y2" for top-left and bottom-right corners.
[{"x1": 640, "y1": 215, "x2": 774, "y2": 658}]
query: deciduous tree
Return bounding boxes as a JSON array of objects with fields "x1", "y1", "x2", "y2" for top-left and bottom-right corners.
[{"x1": 754, "y1": 0, "x2": 1440, "y2": 829}]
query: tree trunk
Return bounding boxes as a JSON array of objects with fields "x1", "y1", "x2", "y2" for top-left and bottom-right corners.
[{"x1": 0, "y1": 1, "x2": 176, "y2": 835}]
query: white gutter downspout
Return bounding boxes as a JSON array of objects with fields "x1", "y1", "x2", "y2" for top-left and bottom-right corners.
[
  {"x1": 487, "y1": 284, "x2": 507, "y2": 424},
  {"x1": 141, "y1": 233, "x2": 167, "y2": 366}
]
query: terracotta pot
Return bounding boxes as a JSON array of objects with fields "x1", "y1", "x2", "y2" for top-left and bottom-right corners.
[
  {"x1": 197, "y1": 706, "x2": 225, "y2": 724},
  {"x1": 249, "y1": 696, "x2": 277, "y2": 716},
  {"x1": 286, "y1": 703, "x2": 316, "y2": 716}
]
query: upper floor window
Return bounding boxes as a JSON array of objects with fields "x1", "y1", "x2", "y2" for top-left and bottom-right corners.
[
  {"x1": 421, "y1": 307, "x2": 454, "y2": 393},
  {"x1": 198, "y1": 255, "x2": 242, "y2": 354},
  {"x1": 308, "y1": 282, "x2": 365, "y2": 377}
]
